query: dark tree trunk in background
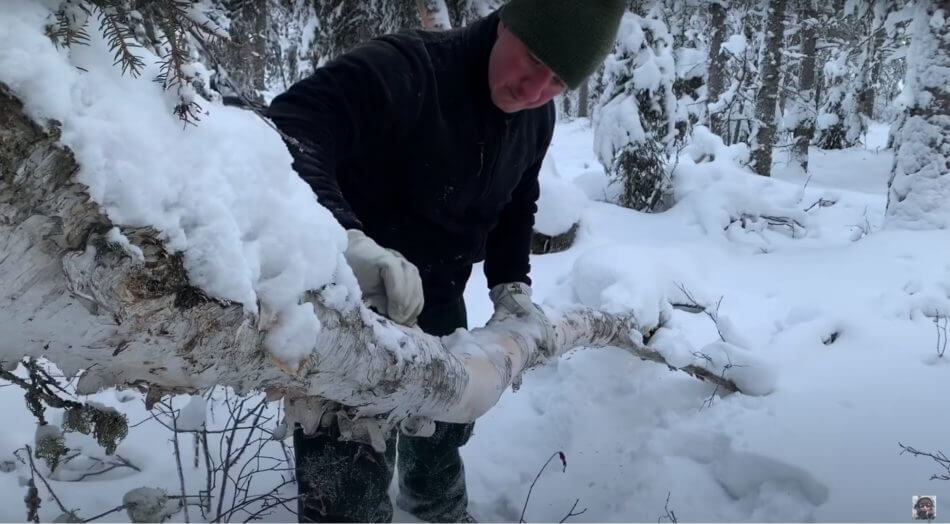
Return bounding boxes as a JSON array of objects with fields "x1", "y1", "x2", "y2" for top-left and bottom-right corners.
[
  {"x1": 578, "y1": 79, "x2": 590, "y2": 118},
  {"x1": 750, "y1": 0, "x2": 788, "y2": 176},
  {"x1": 706, "y1": 0, "x2": 728, "y2": 137},
  {"x1": 791, "y1": 0, "x2": 818, "y2": 173}
]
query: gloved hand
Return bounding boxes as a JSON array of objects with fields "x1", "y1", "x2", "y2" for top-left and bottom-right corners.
[
  {"x1": 344, "y1": 229, "x2": 424, "y2": 325},
  {"x1": 489, "y1": 282, "x2": 557, "y2": 354}
]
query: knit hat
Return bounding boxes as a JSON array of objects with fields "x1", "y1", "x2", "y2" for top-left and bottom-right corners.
[{"x1": 499, "y1": 0, "x2": 624, "y2": 89}]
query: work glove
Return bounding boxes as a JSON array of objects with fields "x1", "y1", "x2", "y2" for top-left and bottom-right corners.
[
  {"x1": 344, "y1": 229, "x2": 424, "y2": 325},
  {"x1": 489, "y1": 282, "x2": 557, "y2": 355}
]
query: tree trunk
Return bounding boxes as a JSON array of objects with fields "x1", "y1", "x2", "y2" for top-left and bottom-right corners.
[
  {"x1": 0, "y1": 84, "x2": 744, "y2": 443},
  {"x1": 578, "y1": 78, "x2": 590, "y2": 118},
  {"x1": 706, "y1": 0, "x2": 729, "y2": 137},
  {"x1": 859, "y1": 1, "x2": 903, "y2": 121},
  {"x1": 885, "y1": 0, "x2": 949, "y2": 230},
  {"x1": 749, "y1": 0, "x2": 788, "y2": 176},
  {"x1": 790, "y1": 0, "x2": 818, "y2": 173},
  {"x1": 416, "y1": 0, "x2": 452, "y2": 30}
]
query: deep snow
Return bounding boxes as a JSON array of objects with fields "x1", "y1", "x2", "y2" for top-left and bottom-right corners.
[{"x1": 1, "y1": 1, "x2": 949, "y2": 522}]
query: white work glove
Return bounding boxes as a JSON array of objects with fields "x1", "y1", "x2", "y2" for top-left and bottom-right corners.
[
  {"x1": 344, "y1": 229, "x2": 424, "y2": 325},
  {"x1": 489, "y1": 282, "x2": 557, "y2": 355}
]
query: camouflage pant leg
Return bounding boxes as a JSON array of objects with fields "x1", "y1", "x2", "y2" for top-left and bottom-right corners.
[
  {"x1": 396, "y1": 296, "x2": 473, "y2": 522},
  {"x1": 293, "y1": 296, "x2": 471, "y2": 523},
  {"x1": 396, "y1": 420, "x2": 475, "y2": 522},
  {"x1": 294, "y1": 424, "x2": 397, "y2": 523}
]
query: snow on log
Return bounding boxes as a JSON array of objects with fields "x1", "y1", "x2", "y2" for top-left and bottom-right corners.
[{"x1": 0, "y1": 82, "x2": 758, "y2": 434}]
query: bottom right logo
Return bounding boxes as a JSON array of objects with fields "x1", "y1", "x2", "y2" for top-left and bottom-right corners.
[{"x1": 914, "y1": 495, "x2": 937, "y2": 520}]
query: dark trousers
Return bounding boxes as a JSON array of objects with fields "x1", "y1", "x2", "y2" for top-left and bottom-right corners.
[{"x1": 294, "y1": 297, "x2": 474, "y2": 523}]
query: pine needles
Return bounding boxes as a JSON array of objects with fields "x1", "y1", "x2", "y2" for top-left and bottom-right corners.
[
  {"x1": 94, "y1": 0, "x2": 146, "y2": 77},
  {"x1": 45, "y1": 0, "x2": 227, "y2": 126},
  {"x1": 47, "y1": 1, "x2": 92, "y2": 48}
]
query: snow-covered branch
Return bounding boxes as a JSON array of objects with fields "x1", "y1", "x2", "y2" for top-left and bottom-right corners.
[{"x1": 0, "y1": 82, "x2": 752, "y2": 436}]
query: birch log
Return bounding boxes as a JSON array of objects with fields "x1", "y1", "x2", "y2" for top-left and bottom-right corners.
[{"x1": 0, "y1": 84, "x2": 739, "y2": 434}]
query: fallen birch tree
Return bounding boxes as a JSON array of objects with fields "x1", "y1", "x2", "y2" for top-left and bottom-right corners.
[{"x1": 0, "y1": 81, "x2": 755, "y2": 446}]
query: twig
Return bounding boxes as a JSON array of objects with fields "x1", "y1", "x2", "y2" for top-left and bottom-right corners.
[
  {"x1": 520, "y1": 451, "x2": 568, "y2": 523},
  {"x1": 81, "y1": 504, "x2": 127, "y2": 523},
  {"x1": 899, "y1": 443, "x2": 950, "y2": 481},
  {"x1": 657, "y1": 491, "x2": 678, "y2": 523},
  {"x1": 935, "y1": 316, "x2": 947, "y2": 358},
  {"x1": 240, "y1": 493, "x2": 300, "y2": 523},
  {"x1": 0, "y1": 366, "x2": 83, "y2": 410},
  {"x1": 675, "y1": 284, "x2": 726, "y2": 342},
  {"x1": 803, "y1": 197, "x2": 836, "y2": 212},
  {"x1": 699, "y1": 351, "x2": 746, "y2": 411},
  {"x1": 16, "y1": 446, "x2": 71, "y2": 515},
  {"x1": 558, "y1": 498, "x2": 587, "y2": 523},
  {"x1": 165, "y1": 401, "x2": 192, "y2": 523},
  {"x1": 70, "y1": 454, "x2": 141, "y2": 482}
]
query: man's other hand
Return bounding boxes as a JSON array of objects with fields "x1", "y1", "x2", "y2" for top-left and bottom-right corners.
[
  {"x1": 345, "y1": 229, "x2": 424, "y2": 325},
  {"x1": 489, "y1": 282, "x2": 556, "y2": 354}
]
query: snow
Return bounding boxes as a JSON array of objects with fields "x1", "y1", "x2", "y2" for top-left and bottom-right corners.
[
  {"x1": 722, "y1": 34, "x2": 747, "y2": 57},
  {"x1": 0, "y1": 1, "x2": 360, "y2": 367},
  {"x1": 815, "y1": 112, "x2": 840, "y2": 130},
  {"x1": 534, "y1": 155, "x2": 588, "y2": 236},
  {"x1": 675, "y1": 47, "x2": 707, "y2": 80},
  {"x1": 175, "y1": 395, "x2": 207, "y2": 431},
  {"x1": 2, "y1": 2, "x2": 950, "y2": 523},
  {"x1": 594, "y1": 11, "x2": 677, "y2": 166},
  {"x1": 458, "y1": 118, "x2": 950, "y2": 522}
]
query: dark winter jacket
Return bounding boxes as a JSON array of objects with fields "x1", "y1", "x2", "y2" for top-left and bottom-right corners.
[{"x1": 267, "y1": 11, "x2": 555, "y2": 308}]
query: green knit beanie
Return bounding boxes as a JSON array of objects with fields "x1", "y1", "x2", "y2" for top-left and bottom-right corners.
[{"x1": 499, "y1": 0, "x2": 625, "y2": 89}]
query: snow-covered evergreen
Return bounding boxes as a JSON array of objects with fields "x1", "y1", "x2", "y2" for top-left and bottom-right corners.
[
  {"x1": 885, "y1": 0, "x2": 949, "y2": 230},
  {"x1": 593, "y1": 9, "x2": 677, "y2": 211}
]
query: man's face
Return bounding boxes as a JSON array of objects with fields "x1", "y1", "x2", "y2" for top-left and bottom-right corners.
[
  {"x1": 917, "y1": 499, "x2": 934, "y2": 519},
  {"x1": 488, "y1": 22, "x2": 567, "y2": 113}
]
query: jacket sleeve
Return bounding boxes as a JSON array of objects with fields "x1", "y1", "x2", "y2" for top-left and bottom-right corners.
[
  {"x1": 483, "y1": 112, "x2": 555, "y2": 289},
  {"x1": 266, "y1": 37, "x2": 426, "y2": 230}
]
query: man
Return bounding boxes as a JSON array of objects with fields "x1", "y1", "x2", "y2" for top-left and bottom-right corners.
[
  {"x1": 915, "y1": 496, "x2": 936, "y2": 520},
  {"x1": 267, "y1": 0, "x2": 623, "y2": 521}
]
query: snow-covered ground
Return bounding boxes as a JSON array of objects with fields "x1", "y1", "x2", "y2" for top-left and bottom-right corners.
[
  {"x1": 2, "y1": 2, "x2": 949, "y2": 522},
  {"x1": 455, "y1": 119, "x2": 950, "y2": 522},
  {"x1": 4, "y1": 117, "x2": 944, "y2": 523}
]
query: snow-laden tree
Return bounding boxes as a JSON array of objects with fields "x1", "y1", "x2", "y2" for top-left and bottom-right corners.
[
  {"x1": 885, "y1": 0, "x2": 949, "y2": 230},
  {"x1": 660, "y1": 0, "x2": 708, "y2": 142},
  {"x1": 714, "y1": 1, "x2": 764, "y2": 146},
  {"x1": 594, "y1": 8, "x2": 678, "y2": 211},
  {"x1": 811, "y1": 0, "x2": 910, "y2": 150},
  {"x1": 816, "y1": 0, "x2": 910, "y2": 149},
  {"x1": 749, "y1": 0, "x2": 788, "y2": 176},
  {"x1": 813, "y1": 48, "x2": 862, "y2": 149},
  {"x1": 784, "y1": 0, "x2": 819, "y2": 174}
]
